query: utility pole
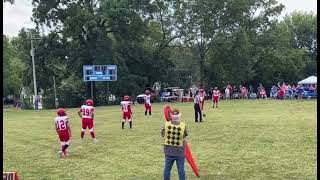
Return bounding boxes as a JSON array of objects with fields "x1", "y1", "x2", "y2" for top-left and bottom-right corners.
[
  {"x1": 29, "y1": 33, "x2": 41, "y2": 110},
  {"x1": 189, "y1": 75, "x2": 193, "y2": 88},
  {"x1": 53, "y1": 76, "x2": 58, "y2": 109}
]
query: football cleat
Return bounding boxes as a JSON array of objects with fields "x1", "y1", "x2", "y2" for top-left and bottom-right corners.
[{"x1": 59, "y1": 151, "x2": 65, "y2": 158}]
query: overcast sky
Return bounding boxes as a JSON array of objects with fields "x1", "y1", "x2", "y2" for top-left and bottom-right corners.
[{"x1": 3, "y1": 0, "x2": 317, "y2": 37}]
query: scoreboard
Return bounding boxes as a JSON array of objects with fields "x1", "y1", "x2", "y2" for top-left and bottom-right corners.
[{"x1": 83, "y1": 65, "x2": 117, "y2": 81}]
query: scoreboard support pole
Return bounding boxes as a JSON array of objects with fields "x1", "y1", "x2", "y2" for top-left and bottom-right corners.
[{"x1": 91, "y1": 81, "x2": 94, "y2": 100}]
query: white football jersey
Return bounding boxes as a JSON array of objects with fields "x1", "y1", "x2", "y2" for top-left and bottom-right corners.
[
  {"x1": 144, "y1": 95, "x2": 151, "y2": 105},
  {"x1": 213, "y1": 90, "x2": 220, "y2": 96},
  {"x1": 80, "y1": 105, "x2": 95, "y2": 119},
  {"x1": 55, "y1": 116, "x2": 69, "y2": 131},
  {"x1": 120, "y1": 101, "x2": 131, "y2": 112}
]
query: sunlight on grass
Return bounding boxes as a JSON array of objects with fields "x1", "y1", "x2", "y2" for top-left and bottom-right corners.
[{"x1": 3, "y1": 100, "x2": 317, "y2": 179}]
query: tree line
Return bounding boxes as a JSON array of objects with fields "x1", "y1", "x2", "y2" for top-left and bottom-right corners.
[{"x1": 3, "y1": 0, "x2": 317, "y2": 108}]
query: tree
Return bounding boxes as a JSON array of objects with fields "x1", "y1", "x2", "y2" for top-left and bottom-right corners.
[
  {"x1": 283, "y1": 11, "x2": 317, "y2": 76},
  {"x1": 180, "y1": 0, "x2": 284, "y2": 87},
  {"x1": 6, "y1": 0, "x2": 314, "y2": 108},
  {"x1": 3, "y1": 35, "x2": 26, "y2": 100},
  {"x1": 284, "y1": 11, "x2": 317, "y2": 59},
  {"x1": 4, "y1": 0, "x2": 14, "y2": 4}
]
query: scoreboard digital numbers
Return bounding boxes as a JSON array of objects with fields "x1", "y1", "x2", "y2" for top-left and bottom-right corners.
[{"x1": 83, "y1": 65, "x2": 117, "y2": 81}]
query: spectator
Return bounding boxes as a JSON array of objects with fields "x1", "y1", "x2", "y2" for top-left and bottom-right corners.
[
  {"x1": 278, "y1": 87, "x2": 285, "y2": 100},
  {"x1": 241, "y1": 86, "x2": 248, "y2": 99},
  {"x1": 309, "y1": 85, "x2": 315, "y2": 92},
  {"x1": 277, "y1": 82, "x2": 281, "y2": 88},
  {"x1": 225, "y1": 86, "x2": 230, "y2": 100},
  {"x1": 189, "y1": 88, "x2": 193, "y2": 98},
  {"x1": 15, "y1": 101, "x2": 22, "y2": 110},
  {"x1": 270, "y1": 85, "x2": 278, "y2": 99},
  {"x1": 228, "y1": 85, "x2": 233, "y2": 99},
  {"x1": 287, "y1": 84, "x2": 293, "y2": 99},
  {"x1": 233, "y1": 86, "x2": 239, "y2": 99},
  {"x1": 257, "y1": 83, "x2": 265, "y2": 99},
  {"x1": 260, "y1": 88, "x2": 267, "y2": 100},
  {"x1": 304, "y1": 84, "x2": 310, "y2": 92},
  {"x1": 296, "y1": 84, "x2": 304, "y2": 101},
  {"x1": 239, "y1": 85, "x2": 243, "y2": 99},
  {"x1": 292, "y1": 84, "x2": 297, "y2": 99}
]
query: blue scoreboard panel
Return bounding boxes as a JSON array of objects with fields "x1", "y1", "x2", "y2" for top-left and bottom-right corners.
[{"x1": 83, "y1": 65, "x2": 117, "y2": 81}]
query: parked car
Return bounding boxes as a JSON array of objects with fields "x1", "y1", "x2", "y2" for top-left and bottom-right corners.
[
  {"x1": 160, "y1": 92, "x2": 179, "y2": 102},
  {"x1": 136, "y1": 94, "x2": 146, "y2": 104},
  {"x1": 161, "y1": 87, "x2": 180, "y2": 102},
  {"x1": 249, "y1": 93, "x2": 257, "y2": 99}
]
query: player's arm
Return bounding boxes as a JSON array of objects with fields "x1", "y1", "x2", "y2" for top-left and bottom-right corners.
[
  {"x1": 160, "y1": 127, "x2": 165, "y2": 137},
  {"x1": 120, "y1": 104, "x2": 123, "y2": 112},
  {"x1": 91, "y1": 108, "x2": 95, "y2": 120},
  {"x1": 66, "y1": 119, "x2": 72, "y2": 137},
  {"x1": 128, "y1": 105, "x2": 132, "y2": 115},
  {"x1": 77, "y1": 110, "x2": 82, "y2": 118},
  {"x1": 55, "y1": 122, "x2": 59, "y2": 133}
]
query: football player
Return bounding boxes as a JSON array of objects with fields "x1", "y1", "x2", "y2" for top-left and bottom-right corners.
[
  {"x1": 77, "y1": 99, "x2": 97, "y2": 141},
  {"x1": 212, "y1": 87, "x2": 221, "y2": 108},
  {"x1": 199, "y1": 88, "x2": 206, "y2": 116},
  {"x1": 55, "y1": 108, "x2": 71, "y2": 158},
  {"x1": 144, "y1": 90, "x2": 152, "y2": 117},
  {"x1": 120, "y1": 95, "x2": 133, "y2": 129}
]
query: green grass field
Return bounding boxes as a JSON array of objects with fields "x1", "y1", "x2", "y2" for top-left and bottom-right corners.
[{"x1": 3, "y1": 100, "x2": 317, "y2": 180}]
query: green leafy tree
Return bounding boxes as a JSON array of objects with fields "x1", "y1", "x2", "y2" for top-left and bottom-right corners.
[{"x1": 180, "y1": 0, "x2": 284, "y2": 87}]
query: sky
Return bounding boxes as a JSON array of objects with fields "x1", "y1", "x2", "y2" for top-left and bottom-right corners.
[{"x1": 3, "y1": 0, "x2": 317, "y2": 37}]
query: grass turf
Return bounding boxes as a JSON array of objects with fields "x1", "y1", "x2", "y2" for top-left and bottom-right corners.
[{"x1": 3, "y1": 100, "x2": 317, "y2": 179}]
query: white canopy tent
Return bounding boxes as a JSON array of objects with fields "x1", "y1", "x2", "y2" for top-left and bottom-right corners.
[{"x1": 298, "y1": 76, "x2": 317, "y2": 85}]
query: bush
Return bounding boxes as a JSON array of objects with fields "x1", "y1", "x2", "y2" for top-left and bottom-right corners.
[
  {"x1": 42, "y1": 91, "x2": 56, "y2": 109},
  {"x1": 21, "y1": 97, "x2": 33, "y2": 110}
]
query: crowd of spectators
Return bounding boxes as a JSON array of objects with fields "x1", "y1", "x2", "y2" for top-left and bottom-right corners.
[
  {"x1": 208, "y1": 82, "x2": 317, "y2": 100},
  {"x1": 269, "y1": 82, "x2": 317, "y2": 100}
]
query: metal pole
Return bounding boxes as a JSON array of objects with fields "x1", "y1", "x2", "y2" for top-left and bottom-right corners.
[
  {"x1": 53, "y1": 76, "x2": 58, "y2": 109},
  {"x1": 107, "y1": 82, "x2": 110, "y2": 94},
  {"x1": 91, "y1": 81, "x2": 93, "y2": 100},
  {"x1": 30, "y1": 34, "x2": 38, "y2": 110},
  {"x1": 107, "y1": 82, "x2": 110, "y2": 104}
]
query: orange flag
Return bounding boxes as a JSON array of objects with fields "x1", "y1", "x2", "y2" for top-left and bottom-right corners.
[{"x1": 185, "y1": 141, "x2": 200, "y2": 177}]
